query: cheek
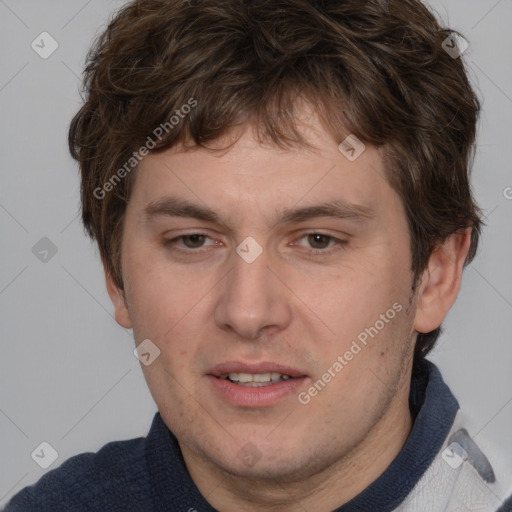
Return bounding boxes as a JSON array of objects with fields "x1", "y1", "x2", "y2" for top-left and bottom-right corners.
[
  {"x1": 301, "y1": 305, "x2": 414, "y2": 429},
  {"x1": 122, "y1": 249, "x2": 204, "y2": 337},
  {"x1": 292, "y1": 256, "x2": 408, "y2": 344},
  {"x1": 124, "y1": 265, "x2": 214, "y2": 383}
]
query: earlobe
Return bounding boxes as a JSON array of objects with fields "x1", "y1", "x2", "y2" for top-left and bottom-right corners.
[
  {"x1": 104, "y1": 265, "x2": 132, "y2": 329},
  {"x1": 413, "y1": 228, "x2": 472, "y2": 334}
]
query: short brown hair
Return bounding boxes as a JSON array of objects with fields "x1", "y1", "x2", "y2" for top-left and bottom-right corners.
[{"x1": 69, "y1": 0, "x2": 482, "y2": 363}]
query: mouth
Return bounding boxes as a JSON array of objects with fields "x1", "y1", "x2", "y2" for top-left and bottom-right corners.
[
  {"x1": 218, "y1": 372, "x2": 294, "y2": 387},
  {"x1": 207, "y1": 362, "x2": 308, "y2": 407}
]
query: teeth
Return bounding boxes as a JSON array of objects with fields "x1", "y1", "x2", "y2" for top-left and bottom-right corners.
[
  {"x1": 222, "y1": 372, "x2": 292, "y2": 385},
  {"x1": 254, "y1": 373, "x2": 271, "y2": 383},
  {"x1": 235, "y1": 372, "x2": 261, "y2": 383}
]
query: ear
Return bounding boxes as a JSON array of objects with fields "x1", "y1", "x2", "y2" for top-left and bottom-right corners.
[
  {"x1": 414, "y1": 228, "x2": 472, "y2": 334},
  {"x1": 103, "y1": 262, "x2": 132, "y2": 329}
]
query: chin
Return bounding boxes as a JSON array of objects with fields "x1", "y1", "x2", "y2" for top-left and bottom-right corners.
[
  {"x1": 222, "y1": 454, "x2": 307, "y2": 480},
  {"x1": 202, "y1": 437, "x2": 324, "y2": 482}
]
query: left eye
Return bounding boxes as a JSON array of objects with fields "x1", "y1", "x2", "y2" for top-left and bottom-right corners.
[
  {"x1": 180, "y1": 234, "x2": 209, "y2": 248},
  {"x1": 296, "y1": 233, "x2": 340, "y2": 250}
]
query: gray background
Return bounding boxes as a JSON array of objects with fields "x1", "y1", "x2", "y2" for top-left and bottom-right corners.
[{"x1": 1, "y1": 0, "x2": 511, "y2": 506}]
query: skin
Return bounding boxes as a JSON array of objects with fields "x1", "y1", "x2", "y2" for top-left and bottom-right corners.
[{"x1": 106, "y1": 114, "x2": 471, "y2": 511}]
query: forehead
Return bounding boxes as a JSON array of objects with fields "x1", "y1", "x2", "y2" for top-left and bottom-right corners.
[{"x1": 128, "y1": 122, "x2": 399, "y2": 229}]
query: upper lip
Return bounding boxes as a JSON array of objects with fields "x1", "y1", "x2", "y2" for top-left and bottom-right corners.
[{"x1": 208, "y1": 361, "x2": 307, "y2": 378}]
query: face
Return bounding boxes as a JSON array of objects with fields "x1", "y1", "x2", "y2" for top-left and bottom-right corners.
[{"x1": 109, "y1": 117, "x2": 420, "y2": 483}]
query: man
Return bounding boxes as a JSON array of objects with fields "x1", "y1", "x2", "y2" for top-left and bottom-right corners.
[{"x1": 5, "y1": 0, "x2": 511, "y2": 510}]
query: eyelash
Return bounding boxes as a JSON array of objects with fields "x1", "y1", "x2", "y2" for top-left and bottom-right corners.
[
  {"x1": 163, "y1": 232, "x2": 348, "y2": 256},
  {"x1": 293, "y1": 233, "x2": 348, "y2": 254}
]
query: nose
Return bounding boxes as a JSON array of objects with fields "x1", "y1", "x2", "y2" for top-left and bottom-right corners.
[{"x1": 213, "y1": 247, "x2": 292, "y2": 340}]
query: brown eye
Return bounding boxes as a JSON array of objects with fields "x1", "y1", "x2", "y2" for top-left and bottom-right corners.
[
  {"x1": 307, "y1": 234, "x2": 332, "y2": 249},
  {"x1": 181, "y1": 234, "x2": 207, "y2": 248}
]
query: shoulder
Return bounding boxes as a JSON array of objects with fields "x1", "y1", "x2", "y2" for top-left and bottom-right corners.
[
  {"x1": 396, "y1": 362, "x2": 512, "y2": 511},
  {"x1": 399, "y1": 408, "x2": 512, "y2": 511},
  {"x1": 4, "y1": 436, "x2": 152, "y2": 512}
]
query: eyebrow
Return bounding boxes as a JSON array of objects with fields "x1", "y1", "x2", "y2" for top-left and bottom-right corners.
[
  {"x1": 275, "y1": 201, "x2": 374, "y2": 225},
  {"x1": 144, "y1": 198, "x2": 220, "y2": 223},
  {"x1": 143, "y1": 197, "x2": 374, "y2": 226}
]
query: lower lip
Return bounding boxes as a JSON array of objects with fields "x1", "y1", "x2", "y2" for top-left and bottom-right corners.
[{"x1": 207, "y1": 375, "x2": 307, "y2": 408}]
